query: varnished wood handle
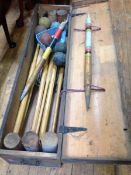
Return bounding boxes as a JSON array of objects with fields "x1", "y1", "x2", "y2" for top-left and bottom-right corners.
[
  {"x1": 13, "y1": 44, "x2": 39, "y2": 133},
  {"x1": 51, "y1": 68, "x2": 64, "y2": 132},
  {"x1": 33, "y1": 60, "x2": 54, "y2": 134},
  {"x1": 31, "y1": 62, "x2": 48, "y2": 132},
  {"x1": 85, "y1": 52, "x2": 92, "y2": 109},
  {"x1": 39, "y1": 63, "x2": 57, "y2": 138},
  {"x1": 21, "y1": 47, "x2": 52, "y2": 100}
]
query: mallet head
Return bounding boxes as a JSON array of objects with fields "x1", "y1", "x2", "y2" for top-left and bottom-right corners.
[
  {"x1": 4, "y1": 133, "x2": 21, "y2": 150},
  {"x1": 22, "y1": 131, "x2": 39, "y2": 152},
  {"x1": 41, "y1": 132, "x2": 58, "y2": 153}
]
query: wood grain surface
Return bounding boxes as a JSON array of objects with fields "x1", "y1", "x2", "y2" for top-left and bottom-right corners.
[
  {"x1": 62, "y1": 2, "x2": 131, "y2": 161},
  {"x1": 0, "y1": 158, "x2": 131, "y2": 175},
  {"x1": 0, "y1": 0, "x2": 131, "y2": 173},
  {"x1": 109, "y1": 0, "x2": 131, "y2": 137}
]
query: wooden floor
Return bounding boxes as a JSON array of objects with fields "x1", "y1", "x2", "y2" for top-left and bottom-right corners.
[
  {"x1": 0, "y1": 158, "x2": 131, "y2": 175},
  {"x1": 0, "y1": 0, "x2": 131, "y2": 175}
]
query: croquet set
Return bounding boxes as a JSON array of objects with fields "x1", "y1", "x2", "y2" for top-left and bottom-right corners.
[{"x1": 0, "y1": 3, "x2": 130, "y2": 167}]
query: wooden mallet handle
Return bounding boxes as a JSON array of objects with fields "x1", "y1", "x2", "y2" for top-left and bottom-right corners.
[
  {"x1": 31, "y1": 62, "x2": 48, "y2": 133},
  {"x1": 34, "y1": 60, "x2": 54, "y2": 134},
  {"x1": 39, "y1": 63, "x2": 57, "y2": 138},
  {"x1": 51, "y1": 67, "x2": 64, "y2": 132}
]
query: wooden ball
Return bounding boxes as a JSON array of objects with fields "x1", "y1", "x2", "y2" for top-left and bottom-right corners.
[
  {"x1": 53, "y1": 52, "x2": 66, "y2": 66},
  {"x1": 40, "y1": 32, "x2": 52, "y2": 46},
  {"x1": 54, "y1": 42, "x2": 66, "y2": 53},
  {"x1": 48, "y1": 10, "x2": 57, "y2": 22},
  {"x1": 57, "y1": 10, "x2": 68, "y2": 23},
  {"x1": 35, "y1": 25, "x2": 46, "y2": 34},
  {"x1": 39, "y1": 17, "x2": 51, "y2": 29}
]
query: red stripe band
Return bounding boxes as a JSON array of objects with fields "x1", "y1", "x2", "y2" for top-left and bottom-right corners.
[
  {"x1": 54, "y1": 28, "x2": 63, "y2": 39},
  {"x1": 85, "y1": 48, "x2": 91, "y2": 52}
]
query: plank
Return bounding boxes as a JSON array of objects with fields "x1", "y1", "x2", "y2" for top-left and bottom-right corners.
[
  {"x1": 109, "y1": 0, "x2": 131, "y2": 135},
  {"x1": 116, "y1": 165, "x2": 131, "y2": 175},
  {"x1": 94, "y1": 164, "x2": 115, "y2": 175},
  {"x1": 7, "y1": 164, "x2": 29, "y2": 175},
  {"x1": 49, "y1": 164, "x2": 72, "y2": 175},
  {"x1": 62, "y1": 2, "x2": 131, "y2": 162},
  {"x1": 0, "y1": 158, "x2": 9, "y2": 175},
  {"x1": 72, "y1": 164, "x2": 93, "y2": 175},
  {"x1": 124, "y1": 0, "x2": 131, "y2": 133},
  {"x1": 28, "y1": 164, "x2": 72, "y2": 175},
  {"x1": 71, "y1": 0, "x2": 108, "y2": 8},
  {"x1": 0, "y1": 157, "x2": 131, "y2": 175}
]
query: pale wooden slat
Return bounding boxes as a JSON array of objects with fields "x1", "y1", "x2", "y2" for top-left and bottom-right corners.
[
  {"x1": 62, "y1": 2, "x2": 130, "y2": 161},
  {"x1": 109, "y1": 0, "x2": 131, "y2": 136},
  {"x1": 94, "y1": 165, "x2": 115, "y2": 175},
  {"x1": 116, "y1": 165, "x2": 131, "y2": 175},
  {"x1": 0, "y1": 158, "x2": 9, "y2": 175},
  {"x1": 7, "y1": 165, "x2": 29, "y2": 175},
  {"x1": 71, "y1": 0, "x2": 108, "y2": 8},
  {"x1": 72, "y1": 164, "x2": 93, "y2": 175},
  {"x1": 49, "y1": 164, "x2": 72, "y2": 175}
]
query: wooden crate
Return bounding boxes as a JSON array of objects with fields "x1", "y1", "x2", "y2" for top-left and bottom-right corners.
[
  {"x1": 0, "y1": 4, "x2": 72, "y2": 167},
  {"x1": 0, "y1": 2, "x2": 131, "y2": 167}
]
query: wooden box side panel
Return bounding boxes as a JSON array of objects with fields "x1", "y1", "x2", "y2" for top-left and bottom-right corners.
[
  {"x1": 0, "y1": 149, "x2": 60, "y2": 167},
  {"x1": 62, "y1": 2, "x2": 131, "y2": 163},
  {"x1": 109, "y1": 0, "x2": 131, "y2": 138},
  {"x1": 0, "y1": 4, "x2": 71, "y2": 167},
  {"x1": 71, "y1": 0, "x2": 108, "y2": 8}
]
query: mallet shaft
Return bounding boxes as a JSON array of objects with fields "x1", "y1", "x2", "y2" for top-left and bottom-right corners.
[
  {"x1": 13, "y1": 44, "x2": 39, "y2": 133},
  {"x1": 32, "y1": 62, "x2": 48, "y2": 133},
  {"x1": 51, "y1": 68, "x2": 64, "y2": 132},
  {"x1": 35, "y1": 60, "x2": 53, "y2": 134},
  {"x1": 20, "y1": 47, "x2": 52, "y2": 101},
  {"x1": 39, "y1": 63, "x2": 57, "y2": 138}
]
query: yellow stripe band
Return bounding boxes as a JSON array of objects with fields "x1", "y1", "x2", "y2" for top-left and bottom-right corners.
[{"x1": 42, "y1": 47, "x2": 52, "y2": 60}]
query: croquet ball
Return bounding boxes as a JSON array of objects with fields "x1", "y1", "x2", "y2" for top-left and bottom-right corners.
[
  {"x1": 57, "y1": 9, "x2": 68, "y2": 23},
  {"x1": 48, "y1": 10, "x2": 57, "y2": 22},
  {"x1": 40, "y1": 32, "x2": 52, "y2": 46},
  {"x1": 39, "y1": 17, "x2": 51, "y2": 29},
  {"x1": 54, "y1": 42, "x2": 66, "y2": 53},
  {"x1": 51, "y1": 21, "x2": 60, "y2": 28},
  {"x1": 53, "y1": 52, "x2": 66, "y2": 66},
  {"x1": 35, "y1": 25, "x2": 46, "y2": 34}
]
